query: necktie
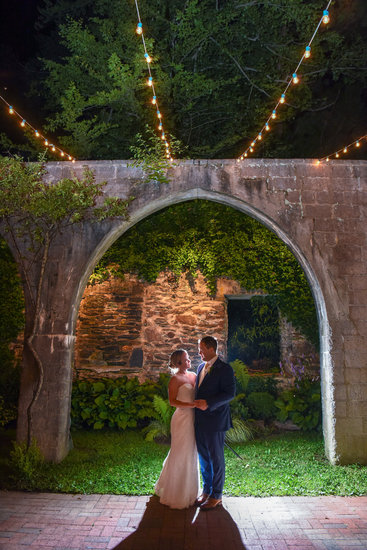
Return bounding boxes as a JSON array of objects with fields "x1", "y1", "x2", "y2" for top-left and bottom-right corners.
[{"x1": 198, "y1": 363, "x2": 209, "y2": 387}]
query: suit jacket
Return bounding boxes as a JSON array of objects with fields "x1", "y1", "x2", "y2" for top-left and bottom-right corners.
[{"x1": 195, "y1": 357, "x2": 236, "y2": 433}]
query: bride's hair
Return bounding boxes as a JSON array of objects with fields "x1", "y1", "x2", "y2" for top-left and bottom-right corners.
[{"x1": 168, "y1": 349, "x2": 186, "y2": 373}]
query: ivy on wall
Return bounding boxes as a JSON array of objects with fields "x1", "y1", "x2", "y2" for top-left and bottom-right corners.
[{"x1": 92, "y1": 200, "x2": 319, "y2": 347}]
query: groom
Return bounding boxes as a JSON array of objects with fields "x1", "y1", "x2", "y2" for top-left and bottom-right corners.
[{"x1": 194, "y1": 336, "x2": 236, "y2": 510}]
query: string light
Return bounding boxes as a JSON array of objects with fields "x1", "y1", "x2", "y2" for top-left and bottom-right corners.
[
  {"x1": 238, "y1": 1, "x2": 332, "y2": 161},
  {"x1": 317, "y1": 134, "x2": 367, "y2": 163},
  {"x1": 0, "y1": 94, "x2": 75, "y2": 161},
  {"x1": 322, "y1": 10, "x2": 330, "y2": 24},
  {"x1": 134, "y1": 0, "x2": 174, "y2": 161}
]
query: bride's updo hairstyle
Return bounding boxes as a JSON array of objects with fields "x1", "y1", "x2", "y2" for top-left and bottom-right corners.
[{"x1": 168, "y1": 349, "x2": 186, "y2": 373}]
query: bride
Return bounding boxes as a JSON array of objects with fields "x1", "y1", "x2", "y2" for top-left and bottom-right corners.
[{"x1": 154, "y1": 349, "x2": 199, "y2": 509}]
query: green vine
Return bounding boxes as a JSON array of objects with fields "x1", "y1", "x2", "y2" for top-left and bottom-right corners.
[{"x1": 92, "y1": 200, "x2": 319, "y2": 347}]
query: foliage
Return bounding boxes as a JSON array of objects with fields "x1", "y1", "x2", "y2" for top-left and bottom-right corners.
[
  {"x1": 92, "y1": 200, "x2": 319, "y2": 346},
  {"x1": 246, "y1": 391, "x2": 277, "y2": 423},
  {"x1": 275, "y1": 378, "x2": 322, "y2": 431},
  {"x1": 24, "y1": 0, "x2": 367, "y2": 160},
  {"x1": 0, "y1": 239, "x2": 24, "y2": 344},
  {"x1": 71, "y1": 377, "x2": 158, "y2": 430},
  {"x1": 9, "y1": 438, "x2": 44, "y2": 489},
  {"x1": 0, "y1": 396, "x2": 17, "y2": 428},
  {"x1": 246, "y1": 375, "x2": 279, "y2": 398},
  {"x1": 143, "y1": 395, "x2": 174, "y2": 443},
  {"x1": 230, "y1": 359, "x2": 250, "y2": 393},
  {"x1": 228, "y1": 295, "x2": 280, "y2": 367},
  {"x1": 0, "y1": 238, "x2": 24, "y2": 426},
  {"x1": 130, "y1": 125, "x2": 186, "y2": 184},
  {"x1": 2, "y1": 430, "x2": 367, "y2": 496},
  {"x1": 226, "y1": 417, "x2": 253, "y2": 445}
]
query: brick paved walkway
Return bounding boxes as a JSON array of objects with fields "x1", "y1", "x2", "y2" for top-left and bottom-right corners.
[{"x1": 1, "y1": 492, "x2": 367, "y2": 550}]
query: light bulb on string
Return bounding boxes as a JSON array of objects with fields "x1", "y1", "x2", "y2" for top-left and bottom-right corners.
[
  {"x1": 304, "y1": 46, "x2": 311, "y2": 58},
  {"x1": 356, "y1": 141, "x2": 360, "y2": 147},
  {"x1": 258, "y1": 133, "x2": 262, "y2": 140},
  {"x1": 250, "y1": 147, "x2": 254, "y2": 153},
  {"x1": 157, "y1": 111, "x2": 162, "y2": 119},
  {"x1": 68, "y1": 156, "x2": 72, "y2": 161},
  {"x1": 322, "y1": 10, "x2": 329, "y2": 24},
  {"x1": 51, "y1": 145, "x2": 56, "y2": 152},
  {"x1": 148, "y1": 77, "x2": 153, "y2": 86},
  {"x1": 20, "y1": 119, "x2": 26, "y2": 127},
  {"x1": 144, "y1": 53, "x2": 152, "y2": 63},
  {"x1": 161, "y1": 133, "x2": 165, "y2": 140},
  {"x1": 136, "y1": 22, "x2": 143, "y2": 35},
  {"x1": 152, "y1": 95, "x2": 156, "y2": 105},
  {"x1": 292, "y1": 72, "x2": 299, "y2": 84},
  {"x1": 251, "y1": 141, "x2": 255, "y2": 147},
  {"x1": 60, "y1": 151, "x2": 64, "y2": 157},
  {"x1": 280, "y1": 94, "x2": 285, "y2": 104},
  {"x1": 35, "y1": 130, "x2": 40, "y2": 137},
  {"x1": 271, "y1": 110, "x2": 276, "y2": 119},
  {"x1": 9, "y1": 106, "x2": 14, "y2": 114},
  {"x1": 343, "y1": 147, "x2": 348, "y2": 153},
  {"x1": 335, "y1": 153, "x2": 339, "y2": 158},
  {"x1": 44, "y1": 139, "x2": 49, "y2": 146},
  {"x1": 326, "y1": 157, "x2": 329, "y2": 162},
  {"x1": 265, "y1": 123, "x2": 270, "y2": 131},
  {"x1": 158, "y1": 123, "x2": 162, "y2": 130}
]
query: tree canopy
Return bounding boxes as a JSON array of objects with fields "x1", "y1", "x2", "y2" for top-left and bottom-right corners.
[
  {"x1": 92, "y1": 200, "x2": 319, "y2": 347},
  {"x1": 1, "y1": 0, "x2": 366, "y2": 160}
]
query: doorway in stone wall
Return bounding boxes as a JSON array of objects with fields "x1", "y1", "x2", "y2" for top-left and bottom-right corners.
[{"x1": 226, "y1": 295, "x2": 280, "y2": 372}]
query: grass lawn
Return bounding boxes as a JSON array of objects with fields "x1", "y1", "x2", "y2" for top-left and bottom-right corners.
[{"x1": 1, "y1": 428, "x2": 367, "y2": 496}]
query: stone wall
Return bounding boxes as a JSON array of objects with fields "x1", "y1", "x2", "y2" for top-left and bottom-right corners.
[{"x1": 74, "y1": 271, "x2": 316, "y2": 380}]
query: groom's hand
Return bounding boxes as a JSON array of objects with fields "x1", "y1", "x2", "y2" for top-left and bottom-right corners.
[{"x1": 194, "y1": 399, "x2": 208, "y2": 410}]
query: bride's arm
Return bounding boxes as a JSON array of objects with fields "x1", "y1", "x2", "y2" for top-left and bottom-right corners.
[{"x1": 168, "y1": 378, "x2": 195, "y2": 408}]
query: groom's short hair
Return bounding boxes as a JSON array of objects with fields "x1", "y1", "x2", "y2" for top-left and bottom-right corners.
[{"x1": 200, "y1": 336, "x2": 218, "y2": 351}]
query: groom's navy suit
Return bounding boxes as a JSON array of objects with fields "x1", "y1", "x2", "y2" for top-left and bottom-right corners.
[{"x1": 195, "y1": 357, "x2": 235, "y2": 499}]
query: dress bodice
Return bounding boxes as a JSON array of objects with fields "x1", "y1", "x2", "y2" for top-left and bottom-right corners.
[{"x1": 176, "y1": 383, "x2": 195, "y2": 404}]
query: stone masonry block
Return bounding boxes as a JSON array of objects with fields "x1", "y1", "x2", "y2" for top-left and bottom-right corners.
[{"x1": 346, "y1": 384, "x2": 367, "y2": 402}]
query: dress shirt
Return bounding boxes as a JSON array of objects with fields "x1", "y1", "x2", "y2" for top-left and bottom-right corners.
[{"x1": 198, "y1": 355, "x2": 218, "y2": 386}]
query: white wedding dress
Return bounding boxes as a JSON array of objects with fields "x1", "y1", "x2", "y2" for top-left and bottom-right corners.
[{"x1": 155, "y1": 383, "x2": 199, "y2": 509}]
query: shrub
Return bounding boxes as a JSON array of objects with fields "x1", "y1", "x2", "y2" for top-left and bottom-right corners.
[
  {"x1": 71, "y1": 376, "x2": 157, "y2": 430},
  {"x1": 246, "y1": 391, "x2": 277, "y2": 422},
  {"x1": 275, "y1": 378, "x2": 321, "y2": 431},
  {"x1": 246, "y1": 375, "x2": 279, "y2": 397}
]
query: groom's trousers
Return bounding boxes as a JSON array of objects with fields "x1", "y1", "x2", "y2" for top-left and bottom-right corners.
[{"x1": 195, "y1": 427, "x2": 225, "y2": 499}]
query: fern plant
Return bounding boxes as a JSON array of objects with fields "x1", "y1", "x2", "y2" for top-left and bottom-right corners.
[
  {"x1": 143, "y1": 395, "x2": 174, "y2": 443},
  {"x1": 230, "y1": 359, "x2": 250, "y2": 393}
]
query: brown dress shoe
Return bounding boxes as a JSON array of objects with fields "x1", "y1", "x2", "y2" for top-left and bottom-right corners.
[
  {"x1": 200, "y1": 497, "x2": 222, "y2": 511},
  {"x1": 195, "y1": 493, "x2": 209, "y2": 506}
]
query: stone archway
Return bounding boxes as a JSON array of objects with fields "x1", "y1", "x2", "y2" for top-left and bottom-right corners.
[{"x1": 5, "y1": 159, "x2": 366, "y2": 464}]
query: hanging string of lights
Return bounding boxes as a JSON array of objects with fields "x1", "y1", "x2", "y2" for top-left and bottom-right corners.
[
  {"x1": 134, "y1": 0, "x2": 173, "y2": 161},
  {"x1": 237, "y1": 0, "x2": 332, "y2": 162},
  {"x1": 317, "y1": 134, "x2": 367, "y2": 163},
  {"x1": 0, "y1": 94, "x2": 75, "y2": 161}
]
